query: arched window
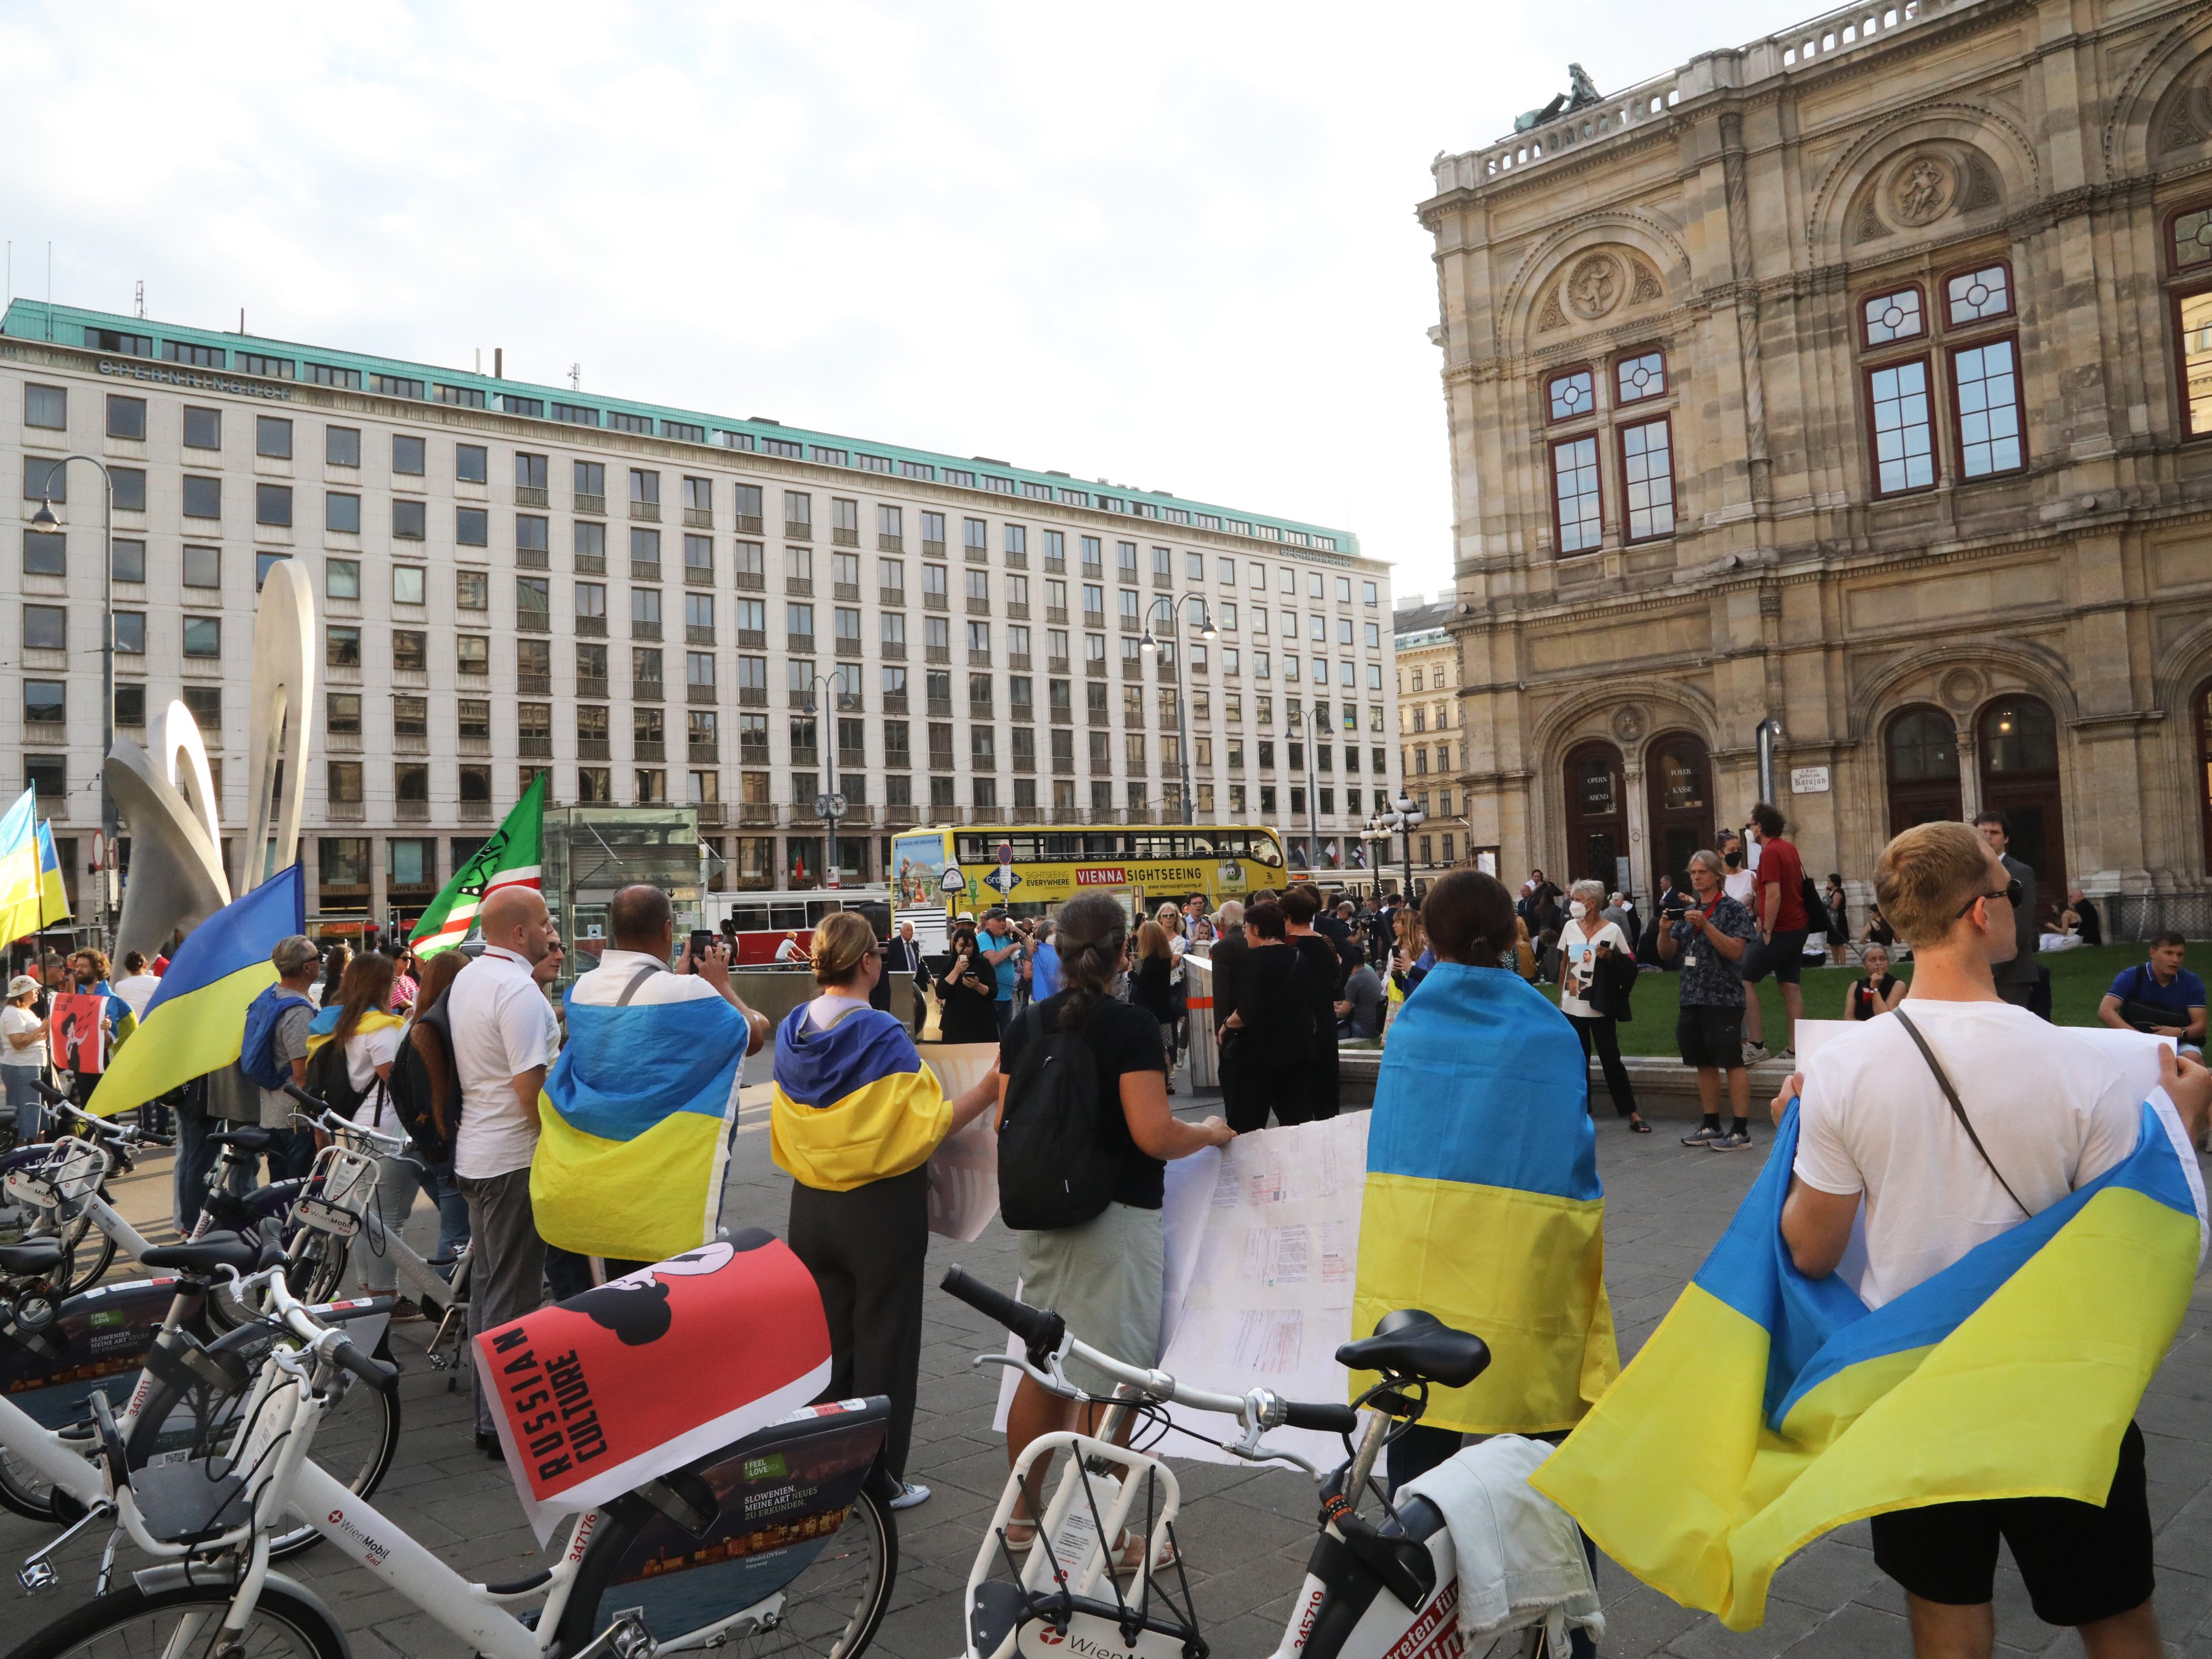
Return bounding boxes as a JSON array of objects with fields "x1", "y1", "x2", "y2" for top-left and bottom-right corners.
[
  {"x1": 1562, "y1": 741, "x2": 1626, "y2": 888},
  {"x1": 1645, "y1": 731, "x2": 1715, "y2": 895},
  {"x1": 1882, "y1": 705, "x2": 1962, "y2": 834},
  {"x1": 1976, "y1": 696, "x2": 2066, "y2": 914}
]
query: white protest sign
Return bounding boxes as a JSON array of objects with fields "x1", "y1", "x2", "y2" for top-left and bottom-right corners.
[{"x1": 921, "y1": 1043, "x2": 1004, "y2": 1241}]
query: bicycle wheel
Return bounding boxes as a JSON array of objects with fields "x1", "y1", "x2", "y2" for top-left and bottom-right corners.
[
  {"x1": 14, "y1": 1577, "x2": 346, "y2": 1658},
  {"x1": 125, "y1": 1323, "x2": 400, "y2": 1562},
  {"x1": 560, "y1": 1486, "x2": 896, "y2": 1658},
  {"x1": 0, "y1": 1436, "x2": 68, "y2": 1522},
  {"x1": 284, "y1": 1228, "x2": 349, "y2": 1305},
  {"x1": 53, "y1": 1207, "x2": 116, "y2": 1295}
]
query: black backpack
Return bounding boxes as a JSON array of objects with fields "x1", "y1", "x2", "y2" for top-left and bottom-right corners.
[
  {"x1": 388, "y1": 996, "x2": 461, "y2": 1161},
  {"x1": 303, "y1": 1029, "x2": 375, "y2": 1123},
  {"x1": 996, "y1": 1005, "x2": 1119, "y2": 1232},
  {"x1": 1800, "y1": 873, "x2": 1829, "y2": 935}
]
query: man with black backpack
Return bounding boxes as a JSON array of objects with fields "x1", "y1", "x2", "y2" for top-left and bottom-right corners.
[{"x1": 1739, "y1": 802, "x2": 1811, "y2": 1064}]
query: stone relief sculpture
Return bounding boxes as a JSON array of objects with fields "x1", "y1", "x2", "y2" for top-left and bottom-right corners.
[
  {"x1": 1891, "y1": 155, "x2": 1955, "y2": 225},
  {"x1": 103, "y1": 557, "x2": 316, "y2": 955}
]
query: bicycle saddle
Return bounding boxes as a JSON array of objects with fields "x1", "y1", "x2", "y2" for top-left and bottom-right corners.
[
  {"x1": 208, "y1": 1126, "x2": 274, "y2": 1154},
  {"x1": 140, "y1": 1232, "x2": 277, "y2": 1276},
  {"x1": 0, "y1": 1239, "x2": 65, "y2": 1276},
  {"x1": 1335, "y1": 1309, "x2": 1492, "y2": 1389}
]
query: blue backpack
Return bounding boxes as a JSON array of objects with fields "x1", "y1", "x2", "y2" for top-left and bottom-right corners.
[{"x1": 240, "y1": 984, "x2": 313, "y2": 1092}]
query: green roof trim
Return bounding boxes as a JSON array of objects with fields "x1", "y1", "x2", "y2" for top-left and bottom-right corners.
[{"x1": 3, "y1": 299, "x2": 1360, "y2": 558}]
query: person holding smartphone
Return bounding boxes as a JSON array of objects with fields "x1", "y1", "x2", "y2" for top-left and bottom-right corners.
[
  {"x1": 936, "y1": 920, "x2": 1001, "y2": 1044},
  {"x1": 1557, "y1": 878, "x2": 1648, "y2": 1131}
]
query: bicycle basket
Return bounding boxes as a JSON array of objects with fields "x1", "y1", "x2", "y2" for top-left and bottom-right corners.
[
  {"x1": 314, "y1": 1147, "x2": 381, "y2": 1221},
  {"x1": 3, "y1": 1138, "x2": 104, "y2": 1213}
]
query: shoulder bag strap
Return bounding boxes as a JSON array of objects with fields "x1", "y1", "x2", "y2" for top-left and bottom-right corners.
[
  {"x1": 615, "y1": 964, "x2": 661, "y2": 1008},
  {"x1": 1891, "y1": 1006, "x2": 2031, "y2": 1218}
]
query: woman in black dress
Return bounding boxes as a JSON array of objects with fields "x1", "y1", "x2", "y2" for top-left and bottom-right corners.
[
  {"x1": 1824, "y1": 873, "x2": 1850, "y2": 967},
  {"x1": 1218, "y1": 899, "x2": 1315, "y2": 1132},
  {"x1": 1279, "y1": 886, "x2": 1343, "y2": 1122},
  {"x1": 935, "y1": 922, "x2": 1002, "y2": 1044}
]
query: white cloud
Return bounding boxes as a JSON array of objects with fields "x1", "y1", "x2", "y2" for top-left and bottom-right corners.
[{"x1": 0, "y1": 0, "x2": 1813, "y2": 600}]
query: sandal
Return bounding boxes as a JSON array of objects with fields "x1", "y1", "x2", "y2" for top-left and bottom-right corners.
[
  {"x1": 1108, "y1": 1527, "x2": 1176, "y2": 1577},
  {"x1": 1629, "y1": 1116, "x2": 1653, "y2": 1133},
  {"x1": 1000, "y1": 1518, "x2": 1038, "y2": 1556}
]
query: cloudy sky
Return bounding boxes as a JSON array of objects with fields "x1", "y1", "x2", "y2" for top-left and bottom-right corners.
[{"x1": 1, "y1": 0, "x2": 1815, "y2": 603}]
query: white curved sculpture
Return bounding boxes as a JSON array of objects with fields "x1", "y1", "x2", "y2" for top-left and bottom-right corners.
[
  {"x1": 104, "y1": 556, "x2": 317, "y2": 956},
  {"x1": 107, "y1": 701, "x2": 232, "y2": 956},
  {"x1": 234, "y1": 558, "x2": 316, "y2": 897}
]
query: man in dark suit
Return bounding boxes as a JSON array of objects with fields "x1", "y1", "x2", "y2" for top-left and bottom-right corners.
[
  {"x1": 880, "y1": 921, "x2": 930, "y2": 1036},
  {"x1": 1975, "y1": 810, "x2": 2040, "y2": 1013}
]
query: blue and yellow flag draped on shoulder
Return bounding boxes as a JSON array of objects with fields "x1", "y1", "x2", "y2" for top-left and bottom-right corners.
[
  {"x1": 86, "y1": 864, "x2": 306, "y2": 1117},
  {"x1": 1532, "y1": 1097, "x2": 2206, "y2": 1631},
  {"x1": 770, "y1": 1004, "x2": 949, "y2": 1192},
  {"x1": 1352, "y1": 962, "x2": 1618, "y2": 1434},
  {"x1": 533, "y1": 992, "x2": 751, "y2": 1262}
]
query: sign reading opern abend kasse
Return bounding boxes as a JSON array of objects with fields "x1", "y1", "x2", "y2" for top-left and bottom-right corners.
[{"x1": 473, "y1": 1231, "x2": 832, "y2": 1541}]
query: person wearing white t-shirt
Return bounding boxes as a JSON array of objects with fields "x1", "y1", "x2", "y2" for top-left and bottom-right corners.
[
  {"x1": 445, "y1": 887, "x2": 561, "y2": 1451},
  {"x1": 1556, "y1": 877, "x2": 1647, "y2": 1131},
  {"x1": 1773, "y1": 820, "x2": 2212, "y2": 1658},
  {"x1": 314, "y1": 953, "x2": 413, "y2": 1309},
  {"x1": 1721, "y1": 833, "x2": 1757, "y2": 909},
  {"x1": 111, "y1": 952, "x2": 161, "y2": 1023},
  {"x1": 2, "y1": 974, "x2": 50, "y2": 1143}
]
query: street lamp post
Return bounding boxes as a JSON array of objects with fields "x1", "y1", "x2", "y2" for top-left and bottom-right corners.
[
  {"x1": 30, "y1": 460, "x2": 116, "y2": 949},
  {"x1": 1368, "y1": 794, "x2": 1426, "y2": 899},
  {"x1": 1393, "y1": 793, "x2": 1428, "y2": 898},
  {"x1": 1138, "y1": 595, "x2": 1217, "y2": 827},
  {"x1": 802, "y1": 670, "x2": 853, "y2": 889}
]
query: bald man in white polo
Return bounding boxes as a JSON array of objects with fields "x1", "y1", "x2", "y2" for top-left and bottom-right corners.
[{"x1": 447, "y1": 886, "x2": 561, "y2": 1454}]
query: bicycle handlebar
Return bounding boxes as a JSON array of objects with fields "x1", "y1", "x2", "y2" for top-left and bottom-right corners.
[
  {"x1": 282, "y1": 1084, "x2": 409, "y2": 1155},
  {"x1": 942, "y1": 1265, "x2": 1064, "y2": 1356},
  {"x1": 942, "y1": 1265, "x2": 1356, "y2": 1435},
  {"x1": 242, "y1": 1266, "x2": 401, "y2": 1397}
]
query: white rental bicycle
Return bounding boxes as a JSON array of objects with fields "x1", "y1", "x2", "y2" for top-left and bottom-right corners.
[
  {"x1": 13, "y1": 1259, "x2": 902, "y2": 1659},
  {"x1": 940, "y1": 1266, "x2": 1566, "y2": 1659}
]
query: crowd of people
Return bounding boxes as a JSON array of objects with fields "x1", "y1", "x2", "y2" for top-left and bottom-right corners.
[{"x1": 25, "y1": 821, "x2": 2210, "y2": 1657}]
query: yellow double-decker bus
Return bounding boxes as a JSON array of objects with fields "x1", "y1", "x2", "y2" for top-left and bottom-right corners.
[{"x1": 890, "y1": 824, "x2": 1288, "y2": 923}]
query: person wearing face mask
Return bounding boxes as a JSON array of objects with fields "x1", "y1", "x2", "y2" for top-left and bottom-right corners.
[{"x1": 1558, "y1": 880, "x2": 1647, "y2": 1132}]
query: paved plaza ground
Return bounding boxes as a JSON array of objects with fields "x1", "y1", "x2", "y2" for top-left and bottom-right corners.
[{"x1": 4, "y1": 1080, "x2": 2209, "y2": 1657}]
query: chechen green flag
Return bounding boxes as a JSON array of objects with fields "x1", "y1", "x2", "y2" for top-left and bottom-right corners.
[{"x1": 408, "y1": 773, "x2": 547, "y2": 958}]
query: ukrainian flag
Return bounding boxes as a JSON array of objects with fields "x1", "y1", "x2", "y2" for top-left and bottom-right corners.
[
  {"x1": 769, "y1": 1004, "x2": 949, "y2": 1192},
  {"x1": 0, "y1": 788, "x2": 40, "y2": 946},
  {"x1": 35, "y1": 822, "x2": 70, "y2": 928},
  {"x1": 1351, "y1": 962, "x2": 1619, "y2": 1433},
  {"x1": 533, "y1": 993, "x2": 752, "y2": 1262},
  {"x1": 86, "y1": 864, "x2": 305, "y2": 1117},
  {"x1": 1532, "y1": 1096, "x2": 2207, "y2": 1631}
]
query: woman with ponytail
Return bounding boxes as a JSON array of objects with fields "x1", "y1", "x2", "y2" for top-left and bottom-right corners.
[
  {"x1": 772, "y1": 910, "x2": 997, "y2": 1512},
  {"x1": 990, "y1": 894, "x2": 1233, "y2": 1566}
]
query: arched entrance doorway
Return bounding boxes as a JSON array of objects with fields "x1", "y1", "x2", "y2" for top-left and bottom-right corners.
[
  {"x1": 1562, "y1": 741, "x2": 1627, "y2": 888},
  {"x1": 1645, "y1": 731, "x2": 1715, "y2": 895},
  {"x1": 1884, "y1": 706, "x2": 1962, "y2": 834},
  {"x1": 1977, "y1": 695, "x2": 2066, "y2": 915},
  {"x1": 2198, "y1": 679, "x2": 2212, "y2": 876}
]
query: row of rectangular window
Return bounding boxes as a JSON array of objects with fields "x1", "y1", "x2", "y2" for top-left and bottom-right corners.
[{"x1": 37, "y1": 351, "x2": 1343, "y2": 551}]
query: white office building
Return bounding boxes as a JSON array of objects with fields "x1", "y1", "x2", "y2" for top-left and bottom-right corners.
[{"x1": 1, "y1": 300, "x2": 1396, "y2": 924}]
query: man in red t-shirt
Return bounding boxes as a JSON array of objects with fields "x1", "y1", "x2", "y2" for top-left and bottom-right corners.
[{"x1": 1740, "y1": 801, "x2": 1810, "y2": 1062}]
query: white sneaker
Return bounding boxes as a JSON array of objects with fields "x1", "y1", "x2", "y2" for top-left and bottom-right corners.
[
  {"x1": 1742, "y1": 1042, "x2": 1771, "y2": 1065},
  {"x1": 888, "y1": 1482, "x2": 931, "y2": 1511}
]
